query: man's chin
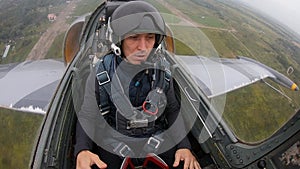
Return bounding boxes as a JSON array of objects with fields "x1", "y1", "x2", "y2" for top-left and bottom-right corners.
[
  {"x1": 128, "y1": 60, "x2": 142, "y2": 65},
  {"x1": 134, "y1": 58, "x2": 147, "y2": 64},
  {"x1": 135, "y1": 61, "x2": 143, "y2": 65}
]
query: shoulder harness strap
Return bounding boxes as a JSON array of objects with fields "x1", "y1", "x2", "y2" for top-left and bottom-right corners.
[
  {"x1": 96, "y1": 53, "x2": 172, "y2": 119},
  {"x1": 96, "y1": 54, "x2": 115, "y2": 115},
  {"x1": 152, "y1": 52, "x2": 171, "y2": 93}
]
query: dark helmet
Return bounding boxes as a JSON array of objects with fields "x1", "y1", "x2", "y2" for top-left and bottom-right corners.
[{"x1": 110, "y1": 1, "x2": 166, "y2": 47}]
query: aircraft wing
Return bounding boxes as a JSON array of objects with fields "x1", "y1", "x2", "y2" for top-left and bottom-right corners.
[
  {"x1": 0, "y1": 59, "x2": 65, "y2": 113},
  {"x1": 176, "y1": 55, "x2": 299, "y2": 98}
]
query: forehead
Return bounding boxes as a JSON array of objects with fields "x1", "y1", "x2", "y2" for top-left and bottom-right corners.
[{"x1": 124, "y1": 33, "x2": 155, "y2": 38}]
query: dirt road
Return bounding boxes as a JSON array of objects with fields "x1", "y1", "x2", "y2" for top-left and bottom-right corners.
[
  {"x1": 26, "y1": 1, "x2": 78, "y2": 60},
  {"x1": 26, "y1": 0, "x2": 236, "y2": 61}
]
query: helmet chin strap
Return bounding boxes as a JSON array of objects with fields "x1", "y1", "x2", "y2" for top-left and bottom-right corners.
[
  {"x1": 155, "y1": 44, "x2": 162, "y2": 53},
  {"x1": 107, "y1": 16, "x2": 164, "y2": 57},
  {"x1": 143, "y1": 44, "x2": 162, "y2": 64},
  {"x1": 107, "y1": 17, "x2": 121, "y2": 56},
  {"x1": 111, "y1": 43, "x2": 121, "y2": 56}
]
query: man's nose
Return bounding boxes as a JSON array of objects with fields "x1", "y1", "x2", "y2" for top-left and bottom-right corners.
[{"x1": 138, "y1": 37, "x2": 147, "y2": 50}]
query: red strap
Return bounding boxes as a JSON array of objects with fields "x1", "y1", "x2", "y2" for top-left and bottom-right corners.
[
  {"x1": 142, "y1": 153, "x2": 169, "y2": 169},
  {"x1": 120, "y1": 157, "x2": 135, "y2": 169}
]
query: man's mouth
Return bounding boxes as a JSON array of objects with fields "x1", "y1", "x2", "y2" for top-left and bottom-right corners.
[
  {"x1": 135, "y1": 54, "x2": 146, "y2": 58},
  {"x1": 134, "y1": 51, "x2": 148, "y2": 57}
]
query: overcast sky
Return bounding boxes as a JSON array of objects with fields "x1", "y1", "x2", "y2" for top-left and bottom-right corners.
[{"x1": 238, "y1": 0, "x2": 300, "y2": 35}]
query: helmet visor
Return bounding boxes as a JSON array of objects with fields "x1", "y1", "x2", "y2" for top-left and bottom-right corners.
[{"x1": 110, "y1": 12, "x2": 166, "y2": 39}]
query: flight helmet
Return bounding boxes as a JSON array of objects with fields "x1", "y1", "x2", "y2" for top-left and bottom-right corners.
[{"x1": 109, "y1": 1, "x2": 166, "y2": 48}]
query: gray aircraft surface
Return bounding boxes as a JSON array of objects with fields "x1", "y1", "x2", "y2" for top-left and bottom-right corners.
[{"x1": 0, "y1": 0, "x2": 299, "y2": 168}]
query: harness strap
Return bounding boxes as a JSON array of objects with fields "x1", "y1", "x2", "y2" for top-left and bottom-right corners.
[
  {"x1": 97, "y1": 53, "x2": 171, "y2": 117},
  {"x1": 142, "y1": 153, "x2": 169, "y2": 169},
  {"x1": 96, "y1": 55, "x2": 113, "y2": 115},
  {"x1": 97, "y1": 55, "x2": 165, "y2": 124},
  {"x1": 96, "y1": 70, "x2": 110, "y2": 115},
  {"x1": 114, "y1": 142, "x2": 134, "y2": 157},
  {"x1": 102, "y1": 138, "x2": 135, "y2": 157},
  {"x1": 102, "y1": 134, "x2": 164, "y2": 157},
  {"x1": 143, "y1": 135, "x2": 164, "y2": 153},
  {"x1": 120, "y1": 153, "x2": 169, "y2": 169},
  {"x1": 97, "y1": 54, "x2": 138, "y2": 119},
  {"x1": 120, "y1": 157, "x2": 135, "y2": 169},
  {"x1": 96, "y1": 54, "x2": 171, "y2": 156}
]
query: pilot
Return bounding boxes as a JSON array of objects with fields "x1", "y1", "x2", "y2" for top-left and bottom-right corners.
[{"x1": 75, "y1": 1, "x2": 201, "y2": 169}]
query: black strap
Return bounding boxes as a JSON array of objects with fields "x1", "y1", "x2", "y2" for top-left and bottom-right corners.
[
  {"x1": 97, "y1": 55, "x2": 140, "y2": 122},
  {"x1": 142, "y1": 135, "x2": 164, "y2": 153},
  {"x1": 150, "y1": 52, "x2": 171, "y2": 93},
  {"x1": 102, "y1": 134, "x2": 164, "y2": 157},
  {"x1": 96, "y1": 54, "x2": 172, "y2": 157},
  {"x1": 102, "y1": 138, "x2": 135, "y2": 157},
  {"x1": 96, "y1": 55, "x2": 113, "y2": 115},
  {"x1": 96, "y1": 54, "x2": 171, "y2": 125}
]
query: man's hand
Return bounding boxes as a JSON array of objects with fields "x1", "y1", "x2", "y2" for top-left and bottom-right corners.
[
  {"x1": 76, "y1": 150, "x2": 107, "y2": 169},
  {"x1": 173, "y1": 148, "x2": 201, "y2": 169}
]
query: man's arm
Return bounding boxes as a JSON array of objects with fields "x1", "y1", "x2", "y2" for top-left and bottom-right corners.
[
  {"x1": 165, "y1": 78, "x2": 202, "y2": 169},
  {"x1": 74, "y1": 68, "x2": 108, "y2": 169},
  {"x1": 75, "y1": 123, "x2": 107, "y2": 169},
  {"x1": 74, "y1": 122, "x2": 94, "y2": 157},
  {"x1": 165, "y1": 78, "x2": 191, "y2": 150}
]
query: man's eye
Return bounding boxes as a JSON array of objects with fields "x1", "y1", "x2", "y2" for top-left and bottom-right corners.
[
  {"x1": 147, "y1": 35, "x2": 155, "y2": 40},
  {"x1": 128, "y1": 35, "x2": 138, "y2": 39}
]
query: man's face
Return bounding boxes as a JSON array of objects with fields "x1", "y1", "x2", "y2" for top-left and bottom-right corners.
[{"x1": 122, "y1": 33, "x2": 156, "y2": 65}]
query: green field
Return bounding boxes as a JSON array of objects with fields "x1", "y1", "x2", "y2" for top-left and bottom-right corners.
[
  {"x1": 0, "y1": 0, "x2": 103, "y2": 63},
  {"x1": 0, "y1": 1, "x2": 101, "y2": 168},
  {"x1": 158, "y1": 0, "x2": 300, "y2": 143},
  {"x1": 0, "y1": 108, "x2": 43, "y2": 169}
]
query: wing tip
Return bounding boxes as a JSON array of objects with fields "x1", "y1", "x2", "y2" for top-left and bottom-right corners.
[{"x1": 291, "y1": 83, "x2": 299, "y2": 91}]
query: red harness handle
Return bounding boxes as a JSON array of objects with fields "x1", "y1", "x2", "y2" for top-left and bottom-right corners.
[{"x1": 142, "y1": 101, "x2": 158, "y2": 115}]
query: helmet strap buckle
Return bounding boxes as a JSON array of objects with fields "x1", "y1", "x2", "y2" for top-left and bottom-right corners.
[{"x1": 107, "y1": 17, "x2": 121, "y2": 56}]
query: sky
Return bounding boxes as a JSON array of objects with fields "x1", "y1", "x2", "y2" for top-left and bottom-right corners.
[{"x1": 238, "y1": 0, "x2": 300, "y2": 36}]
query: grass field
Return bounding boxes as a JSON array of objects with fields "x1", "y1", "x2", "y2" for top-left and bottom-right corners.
[
  {"x1": 0, "y1": 108, "x2": 43, "y2": 169},
  {"x1": 159, "y1": 0, "x2": 300, "y2": 143}
]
